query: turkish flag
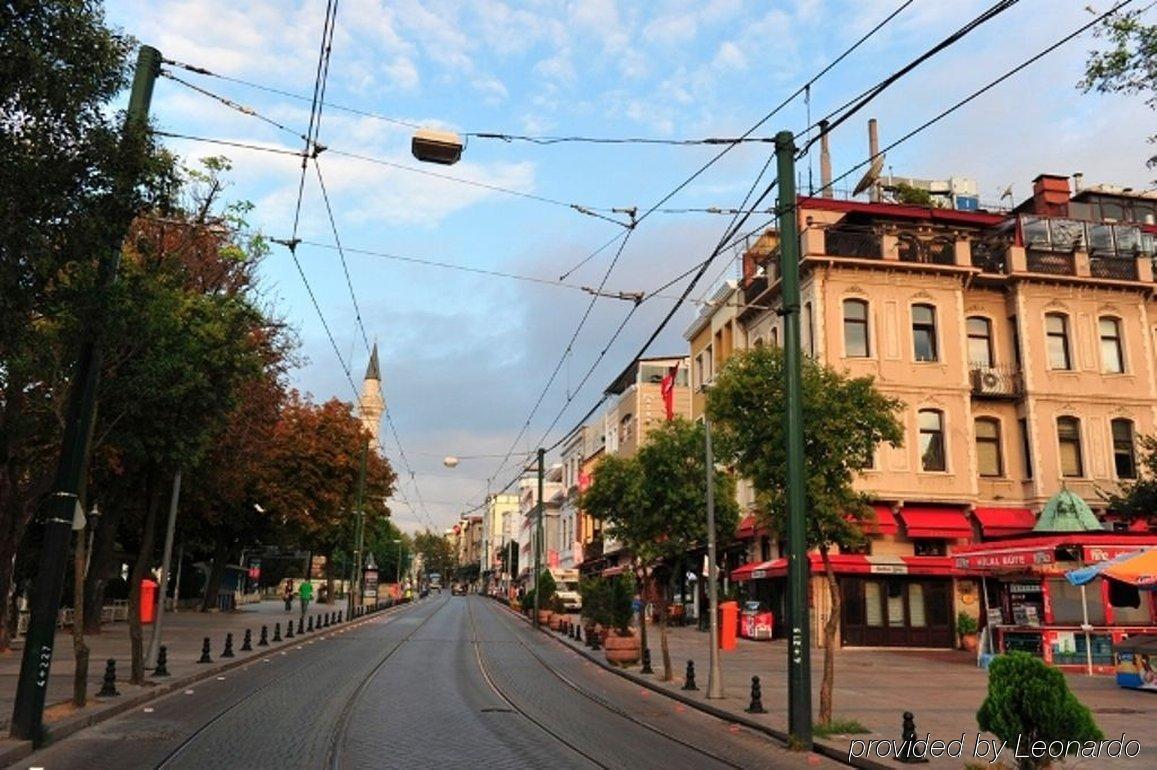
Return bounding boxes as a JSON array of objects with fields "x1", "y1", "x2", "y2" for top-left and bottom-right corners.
[{"x1": 660, "y1": 364, "x2": 679, "y2": 420}]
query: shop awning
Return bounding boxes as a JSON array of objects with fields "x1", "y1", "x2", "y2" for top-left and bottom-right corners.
[
  {"x1": 601, "y1": 565, "x2": 628, "y2": 577},
  {"x1": 731, "y1": 554, "x2": 957, "y2": 581},
  {"x1": 1069, "y1": 548, "x2": 1157, "y2": 587},
  {"x1": 737, "y1": 513, "x2": 758, "y2": 538},
  {"x1": 731, "y1": 560, "x2": 777, "y2": 581},
  {"x1": 954, "y1": 546, "x2": 1055, "y2": 572},
  {"x1": 973, "y1": 507, "x2": 1036, "y2": 538},
  {"x1": 865, "y1": 505, "x2": 898, "y2": 535},
  {"x1": 900, "y1": 507, "x2": 971, "y2": 539}
]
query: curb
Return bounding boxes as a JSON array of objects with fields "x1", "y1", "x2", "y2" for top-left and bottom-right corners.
[
  {"x1": 494, "y1": 601, "x2": 893, "y2": 770},
  {"x1": 3, "y1": 601, "x2": 412, "y2": 767}
]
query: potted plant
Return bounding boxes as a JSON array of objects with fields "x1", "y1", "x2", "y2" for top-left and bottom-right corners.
[
  {"x1": 523, "y1": 588, "x2": 535, "y2": 619},
  {"x1": 549, "y1": 595, "x2": 567, "y2": 631},
  {"x1": 957, "y1": 611, "x2": 979, "y2": 652},
  {"x1": 579, "y1": 577, "x2": 609, "y2": 643},
  {"x1": 603, "y1": 574, "x2": 641, "y2": 665},
  {"x1": 535, "y1": 570, "x2": 557, "y2": 626}
]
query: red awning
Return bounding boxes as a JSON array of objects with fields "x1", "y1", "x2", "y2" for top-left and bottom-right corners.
[
  {"x1": 731, "y1": 554, "x2": 957, "y2": 581},
  {"x1": 954, "y1": 546, "x2": 1054, "y2": 572},
  {"x1": 737, "y1": 513, "x2": 758, "y2": 538},
  {"x1": 602, "y1": 565, "x2": 628, "y2": 577},
  {"x1": 731, "y1": 560, "x2": 777, "y2": 581},
  {"x1": 973, "y1": 507, "x2": 1036, "y2": 538},
  {"x1": 900, "y1": 507, "x2": 971, "y2": 539},
  {"x1": 865, "y1": 505, "x2": 898, "y2": 535}
]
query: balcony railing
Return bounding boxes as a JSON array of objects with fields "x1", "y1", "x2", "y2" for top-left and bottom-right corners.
[
  {"x1": 898, "y1": 234, "x2": 956, "y2": 265},
  {"x1": 1026, "y1": 249, "x2": 1076, "y2": 276},
  {"x1": 971, "y1": 240, "x2": 1008, "y2": 274},
  {"x1": 1089, "y1": 255, "x2": 1138, "y2": 280},
  {"x1": 824, "y1": 229, "x2": 882, "y2": 259},
  {"x1": 969, "y1": 364, "x2": 1023, "y2": 399}
]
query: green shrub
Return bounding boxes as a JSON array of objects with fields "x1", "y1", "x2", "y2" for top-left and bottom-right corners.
[
  {"x1": 957, "y1": 611, "x2": 979, "y2": 636},
  {"x1": 523, "y1": 588, "x2": 535, "y2": 616},
  {"x1": 579, "y1": 577, "x2": 611, "y2": 627},
  {"x1": 976, "y1": 652, "x2": 1103, "y2": 770},
  {"x1": 536, "y1": 570, "x2": 556, "y2": 605},
  {"x1": 609, "y1": 574, "x2": 635, "y2": 635}
]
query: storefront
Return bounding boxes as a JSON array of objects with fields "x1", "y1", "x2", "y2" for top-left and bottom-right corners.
[{"x1": 732, "y1": 553, "x2": 958, "y2": 648}]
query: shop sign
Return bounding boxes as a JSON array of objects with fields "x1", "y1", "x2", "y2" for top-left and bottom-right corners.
[
  {"x1": 869, "y1": 563, "x2": 908, "y2": 575},
  {"x1": 956, "y1": 549, "x2": 1053, "y2": 570},
  {"x1": 751, "y1": 569, "x2": 768, "y2": 580},
  {"x1": 1083, "y1": 545, "x2": 1145, "y2": 563}
]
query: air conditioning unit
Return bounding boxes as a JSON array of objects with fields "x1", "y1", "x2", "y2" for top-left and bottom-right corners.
[{"x1": 971, "y1": 367, "x2": 1005, "y2": 395}]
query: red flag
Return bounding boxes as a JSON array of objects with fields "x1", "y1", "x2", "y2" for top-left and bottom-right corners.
[{"x1": 660, "y1": 364, "x2": 679, "y2": 420}]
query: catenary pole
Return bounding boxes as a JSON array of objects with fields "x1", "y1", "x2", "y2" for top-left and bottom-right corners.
[
  {"x1": 146, "y1": 469, "x2": 182, "y2": 667},
  {"x1": 704, "y1": 415, "x2": 724, "y2": 698},
  {"x1": 10, "y1": 45, "x2": 162, "y2": 743},
  {"x1": 777, "y1": 130, "x2": 813, "y2": 748},
  {"x1": 350, "y1": 439, "x2": 368, "y2": 617},
  {"x1": 533, "y1": 447, "x2": 545, "y2": 628}
]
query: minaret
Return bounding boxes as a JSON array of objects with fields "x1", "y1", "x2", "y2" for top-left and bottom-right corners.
[{"x1": 358, "y1": 344, "x2": 385, "y2": 451}]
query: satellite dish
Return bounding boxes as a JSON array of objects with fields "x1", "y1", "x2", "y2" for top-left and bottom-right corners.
[
  {"x1": 999, "y1": 184, "x2": 1014, "y2": 202},
  {"x1": 853, "y1": 153, "x2": 885, "y2": 198}
]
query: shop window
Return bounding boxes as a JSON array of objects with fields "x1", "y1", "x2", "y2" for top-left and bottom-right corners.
[
  {"x1": 1057, "y1": 417, "x2": 1084, "y2": 477},
  {"x1": 975, "y1": 418, "x2": 1003, "y2": 477},
  {"x1": 1109, "y1": 581, "x2": 1152, "y2": 625},
  {"x1": 886, "y1": 579, "x2": 905, "y2": 627},
  {"x1": 865, "y1": 582, "x2": 883, "y2": 626},
  {"x1": 912, "y1": 304, "x2": 938, "y2": 362},
  {"x1": 914, "y1": 540, "x2": 947, "y2": 557},
  {"x1": 843, "y1": 580, "x2": 865, "y2": 626},
  {"x1": 908, "y1": 584, "x2": 926, "y2": 627},
  {"x1": 925, "y1": 582, "x2": 950, "y2": 626},
  {"x1": 1048, "y1": 578, "x2": 1106, "y2": 625},
  {"x1": 1100, "y1": 317, "x2": 1126, "y2": 373},
  {"x1": 1046, "y1": 313, "x2": 1072, "y2": 370},
  {"x1": 918, "y1": 409, "x2": 946, "y2": 471},
  {"x1": 843, "y1": 299, "x2": 870, "y2": 357},
  {"x1": 1112, "y1": 418, "x2": 1137, "y2": 480},
  {"x1": 967, "y1": 316, "x2": 994, "y2": 367}
]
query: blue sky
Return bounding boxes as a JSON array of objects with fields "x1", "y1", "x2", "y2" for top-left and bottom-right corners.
[{"x1": 103, "y1": 0, "x2": 1156, "y2": 532}]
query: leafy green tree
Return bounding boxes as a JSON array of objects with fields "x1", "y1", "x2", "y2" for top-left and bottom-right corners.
[
  {"x1": 892, "y1": 182, "x2": 933, "y2": 206},
  {"x1": 582, "y1": 419, "x2": 738, "y2": 680},
  {"x1": 977, "y1": 652, "x2": 1103, "y2": 770},
  {"x1": 413, "y1": 530, "x2": 456, "y2": 579},
  {"x1": 1103, "y1": 434, "x2": 1157, "y2": 527},
  {"x1": 1081, "y1": 7, "x2": 1157, "y2": 176},
  {"x1": 708, "y1": 346, "x2": 903, "y2": 723}
]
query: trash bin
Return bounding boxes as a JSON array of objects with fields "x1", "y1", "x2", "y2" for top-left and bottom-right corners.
[
  {"x1": 719, "y1": 600, "x2": 739, "y2": 650},
  {"x1": 740, "y1": 600, "x2": 774, "y2": 640},
  {"x1": 140, "y1": 579, "x2": 158, "y2": 624}
]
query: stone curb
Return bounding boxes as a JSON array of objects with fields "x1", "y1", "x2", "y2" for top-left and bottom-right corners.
[
  {"x1": 494, "y1": 600, "x2": 894, "y2": 770},
  {"x1": 1, "y1": 602, "x2": 411, "y2": 768}
]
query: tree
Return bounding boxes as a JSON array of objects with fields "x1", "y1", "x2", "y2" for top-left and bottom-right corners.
[
  {"x1": 707, "y1": 346, "x2": 903, "y2": 724},
  {"x1": 0, "y1": 0, "x2": 175, "y2": 652},
  {"x1": 1081, "y1": 7, "x2": 1157, "y2": 176},
  {"x1": 892, "y1": 182, "x2": 933, "y2": 206},
  {"x1": 582, "y1": 419, "x2": 738, "y2": 681},
  {"x1": 412, "y1": 530, "x2": 455, "y2": 578},
  {"x1": 977, "y1": 652, "x2": 1103, "y2": 770},
  {"x1": 1103, "y1": 434, "x2": 1157, "y2": 527}
]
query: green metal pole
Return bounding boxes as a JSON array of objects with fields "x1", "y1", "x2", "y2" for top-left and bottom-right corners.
[
  {"x1": 10, "y1": 45, "x2": 162, "y2": 744},
  {"x1": 534, "y1": 447, "x2": 544, "y2": 629},
  {"x1": 777, "y1": 130, "x2": 813, "y2": 748}
]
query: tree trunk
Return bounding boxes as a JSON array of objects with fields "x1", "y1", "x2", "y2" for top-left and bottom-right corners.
[
  {"x1": 636, "y1": 563, "x2": 648, "y2": 658},
  {"x1": 324, "y1": 550, "x2": 335, "y2": 604},
  {"x1": 818, "y1": 546, "x2": 840, "y2": 725},
  {"x1": 658, "y1": 569, "x2": 673, "y2": 681},
  {"x1": 200, "y1": 535, "x2": 229, "y2": 612},
  {"x1": 83, "y1": 498, "x2": 127, "y2": 634},
  {"x1": 128, "y1": 478, "x2": 162, "y2": 684},
  {"x1": 72, "y1": 529, "x2": 90, "y2": 706},
  {"x1": 0, "y1": 517, "x2": 20, "y2": 653},
  {"x1": 0, "y1": 463, "x2": 46, "y2": 651}
]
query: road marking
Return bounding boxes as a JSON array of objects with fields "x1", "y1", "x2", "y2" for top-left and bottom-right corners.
[
  {"x1": 143, "y1": 707, "x2": 155, "y2": 713},
  {"x1": 216, "y1": 676, "x2": 225, "y2": 681},
  {"x1": 184, "y1": 690, "x2": 194, "y2": 695}
]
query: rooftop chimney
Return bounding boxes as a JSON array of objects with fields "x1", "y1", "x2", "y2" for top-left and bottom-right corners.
[
  {"x1": 1031, "y1": 174, "x2": 1071, "y2": 216},
  {"x1": 820, "y1": 119, "x2": 833, "y2": 198},
  {"x1": 1072, "y1": 172, "x2": 1084, "y2": 192},
  {"x1": 868, "y1": 118, "x2": 880, "y2": 203}
]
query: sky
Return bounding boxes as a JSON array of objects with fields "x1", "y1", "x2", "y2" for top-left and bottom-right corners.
[{"x1": 102, "y1": 0, "x2": 1156, "y2": 533}]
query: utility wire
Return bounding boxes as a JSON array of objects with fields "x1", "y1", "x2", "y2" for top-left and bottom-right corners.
[{"x1": 314, "y1": 160, "x2": 371, "y2": 354}]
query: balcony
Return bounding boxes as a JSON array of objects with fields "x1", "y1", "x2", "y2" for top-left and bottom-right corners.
[
  {"x1": 969, "y1": 365, "x2": 1023, "y2": 399},
  {"x1": 897, "y1": 233, "x2": 956, "y2": 265},
  {"x1": 970, "y1": 239, "x2": 1009, "y2": 274},
  {"x1": 1089, "y1": 255, "x2": 1138, "y2": 280},
  {"x1": 1025, "y1": 249, "x2": 1075, "y2": 276},
  {"x1": 824, "y1": 228, "x2": 881, "y2": 259}
]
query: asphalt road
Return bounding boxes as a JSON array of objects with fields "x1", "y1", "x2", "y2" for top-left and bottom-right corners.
[{"x1": 16, "y1": 595, "x2": 835, "y2": 769}]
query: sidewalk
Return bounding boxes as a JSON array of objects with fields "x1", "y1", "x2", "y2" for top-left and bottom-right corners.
[
  {"x1": 0, "y1": 598, "x2": 360, "y2": 763},
  {"x1": 542, "y1": 613, "x2": 1156, "y2": 770}
]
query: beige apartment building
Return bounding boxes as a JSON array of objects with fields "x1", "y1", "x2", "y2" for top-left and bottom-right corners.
[{"x1": 692, "y1": 173, "x2": 1157, "y2": 648}]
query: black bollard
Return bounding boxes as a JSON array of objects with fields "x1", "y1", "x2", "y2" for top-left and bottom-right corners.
[
  {"x1": 307, "y1": 616, "x2": 314, "y2": 632},
  {"x1": 221, "y1": 632, "x2": 235, "y2": 658},
  {"x1": 590, "y1": 629, "x2": 601, "y2": 651},
  {"x1": 297, "y1": 617, "x2": 304, "y2": 635},
  {"x1": 641, "y1": 648, "x2": 653, "y2": 674},
  {"x1": 97, "y1": 659, "x2": 120, "y2": 697},
  {"x1": 745, "y1": 676, "x2": 767, "y2": 713},
  {"x1": 324, "y1": 612, "x2": 331, "y2": 628},
  {"x1": 286, "y1": 619, "x2": 295, "y2": 639},
  {"x1": 258, "y1": 625, "x2": 269, "y2": 647},
  {"x1": 198, "y1": 636, "x2": 213, "y2": 663},
  {"x1": 682, "y1": 660, "x2": 698, "y2": 691},
  {"x1": 338, "y1": 610, "x2": 343, "y2": 623},
  {"x1": 895, "y1": 711, "x2": 929, "y2": 763},
  {"x1": 153, "y1": 645, "x2": 170, "y2": 677},
  {"x1": 240, "y1": 628, "x2": 253, "y2": 652},
  {"x1": 273, "y1": 622, "x2": 282, "y2": 642}
]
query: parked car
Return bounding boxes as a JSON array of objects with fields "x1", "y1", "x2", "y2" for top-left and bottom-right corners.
[{"x1": 451, "y1": 584, "x2": 465, "y2": 596}]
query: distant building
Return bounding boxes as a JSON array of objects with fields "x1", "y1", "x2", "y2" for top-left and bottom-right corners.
[{"x1": 357, "y1": 344, "x2": 385, "y2": 451}]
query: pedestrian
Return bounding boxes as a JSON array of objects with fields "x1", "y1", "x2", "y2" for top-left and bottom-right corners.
[
  {"x1": 283, "y1": 579, "x2": 294, "y2": 612},
  {"x1": 299, "y1": 580, "x2": 313, "y2": 618}
]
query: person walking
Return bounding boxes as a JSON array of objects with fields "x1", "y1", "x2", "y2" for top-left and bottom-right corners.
[
  {"x1": 299, "y1": 580, "x2": 313, "y2": 618},
  {"x1": 283, "y1": 579, "x2": 295, "y2": 612}
]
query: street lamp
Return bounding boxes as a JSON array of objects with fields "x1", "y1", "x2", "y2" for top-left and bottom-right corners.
[
  {"x1": 392, "y1": 539, "x2": 403, "y2": 587},
  {"x1": 412, "y1": 129, "x2": 463, "y2": 165}
]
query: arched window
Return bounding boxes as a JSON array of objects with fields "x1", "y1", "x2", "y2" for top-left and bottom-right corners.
[
  {"x1": 1099, "y1": 317, "x2": 1125, "y2": 373},
  {"x1": 1057, "y1": 417, "x2": 1083, "y2": 477},
  {"x1": 843, "y1": 299, "x2": 870, "y2": 357},
  {"x1": 1112, "y1": 418, "x2": 1137, "y2": 479},
  {"x1": 1046, "y1": 313, "x2": 1072, "y2": 370},
  {"x1": 918, "y1": 409, "x2": 946, "y2": 471},
  {"x1": 975, "y1": 418, "x2": 1003, "y2": 477},
  {"x1": 967, "y1": 317, "x2": 994, "y2": 367},
  {"x1": 912, "y1": 304, "x2": 938, "y2": 362}
]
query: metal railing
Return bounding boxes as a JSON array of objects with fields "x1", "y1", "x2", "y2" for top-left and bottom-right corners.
[
  {"x1": 1089, "y1": 255, "x2": 1138, "y2": 280},
  {"x1": 1025, "y1": 249, "x2": 1076, "y2": 276},
  {"x1": 969, "y1": 365, "x2": 1023, "y2": 398},
  {"x1": 971, "y1": 241, "x2": 1008, "y2": 274},
  {"x1": 824, "y1": 229, "x2": 882, "y2": 259}
]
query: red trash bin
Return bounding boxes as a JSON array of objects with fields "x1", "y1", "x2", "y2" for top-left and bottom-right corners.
[
  {"x1": 719, "y1": 600, "x2": 739, "y2": 650},
  {"x1": 140, "y1": 579, "x2": 158, "y2": 624}
]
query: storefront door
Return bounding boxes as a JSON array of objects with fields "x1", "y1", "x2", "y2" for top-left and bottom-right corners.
[{"x1": 840, "y1": 577, "x2": 953, "y2": 648}]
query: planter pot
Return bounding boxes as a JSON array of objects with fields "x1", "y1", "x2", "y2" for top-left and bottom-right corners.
[
  {"x1": 550, "y1": 614, "x2": 565, "y2": 631},
  {"x1": 537, "y1": 610, "x2": 553, "y2": 625},
  {"x1": 511, "y1": 601, "x2": 521, "y2": 612},
  {"x1": 961, "y1": 633, "x2": 979, "y2": 653},
  {"x1": 603, "y1": 630, "x2": 641, "y2": 666}
]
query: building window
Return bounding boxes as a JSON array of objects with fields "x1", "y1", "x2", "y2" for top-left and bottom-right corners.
[
  {"x1": 804, "y1": 302, "x2": 815, "y2": 357},
  {"x1": 1010, "y1": 315, "x2": 1022, "y2": 369},
  {"x1": 753, "y1": 336, "x2": 765, "y2": 348},
  {"x1": 843, "y1": 299, "x2": 870, "y2": 357},
  {"x1": 1099, "y1": 317, "x2": 1125, "y2": 373},
  {"x1": 1019, "y1": 418, "x2": 1033, "y2": 479},
  {"x1": 975, "y1": 418, "x2": 1003, "y2": 477},
  {"x1": 967, "y1": 317, "x2": 994, "y2": 367},
  {"x1": 695, "y1": 347, "x2": 713, "y2": 389},
  {"x1": 1046, "y1": 313, "x2": 1071, "y2": 370},
  {"x1": 914, "y1": 540, "x2": 947, "y2": 557},
  {"x1": 1112, "y1": 418, "x2": 1137, "y2": 479},
  {"x1": 770, "y1": 327, "x2": 778, "y2": 348},
  {"x1": 1057, "y1": 417, "x2": 1084, "y2": 477},
  {"x1": 912, "y1": 304, "x2": 938, "y2": 362},
  {"x1": 918, "y1": 409, "x2": 946, "y2": 472}
]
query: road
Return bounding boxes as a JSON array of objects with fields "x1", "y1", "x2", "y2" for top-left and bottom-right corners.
[{"x1": 17, "y1": 595, "x2": 836, "y2": 769}]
